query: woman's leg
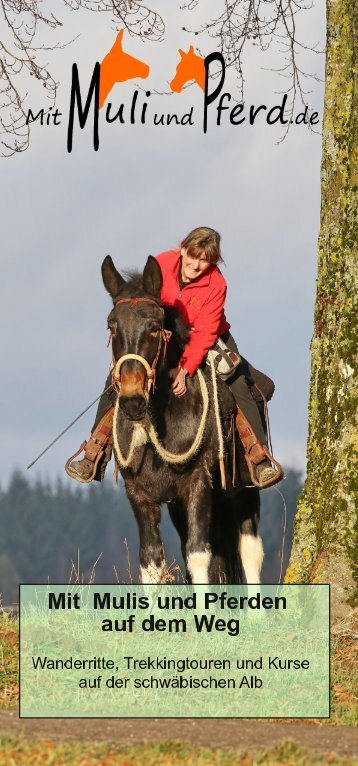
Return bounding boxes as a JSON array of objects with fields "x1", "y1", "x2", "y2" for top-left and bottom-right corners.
[
  {"x1": 91, "y1": 372, "x2": 116, "y2": 431},
  {"x1": 221, "y1": 333, "x2": 265, "y2": 438},
  {"x1": 221, "y1": 333, "x2": 281, "y2": 487},
  {"x1": 229, "y1": 374, "x2": 267, "y2": 444},
  {"x1": 66, "y1": 373, "x2": 115, "y2": 483}
]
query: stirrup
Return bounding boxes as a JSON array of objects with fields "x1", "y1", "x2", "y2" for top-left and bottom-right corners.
[
  {"x1": 65, "y1": 441, "x2": 105, "y2": 484},
  {"x1": 244, "y1": 445, "x2": 284, "y2": 489}
]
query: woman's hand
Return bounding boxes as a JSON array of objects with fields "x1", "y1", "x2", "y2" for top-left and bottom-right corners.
[{"x1": 169, "y1": 366, "x2": 188, "y2": 396}]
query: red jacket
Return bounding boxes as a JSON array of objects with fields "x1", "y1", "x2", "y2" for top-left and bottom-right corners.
[{"x1": 155, "y1": 249, "x2": 230, "y2": 376}]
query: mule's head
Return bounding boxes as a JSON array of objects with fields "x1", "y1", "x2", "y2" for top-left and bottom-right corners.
[
  {"x1": 99, "y1": 30, "x2": 150, "y2": 108},
  {"x1": 102, "y1": 255, "x2": 164, "y2": 421},
  {"x1": 108, "y1": 30, "x2": 150, "y2": 82}
]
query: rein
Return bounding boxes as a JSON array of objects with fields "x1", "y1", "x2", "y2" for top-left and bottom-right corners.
[{"x1": 112, "y1": 368, "x2": 210, "y2": 469}]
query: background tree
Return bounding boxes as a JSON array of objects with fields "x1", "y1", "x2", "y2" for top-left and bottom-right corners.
[
  {"x1": 285, "y1": 0, "x2": 357, "y2": 621},
  {"x1": 184, "y1": 0, "x2": 356, "y2": 618},
  {"x1": 0, "y1": 470, "x2": 302, "y2": 604}
]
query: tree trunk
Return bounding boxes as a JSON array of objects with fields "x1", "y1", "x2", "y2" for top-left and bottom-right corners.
[{"x1": 285, "y1": 0, "x2": 357, "y2": 621}]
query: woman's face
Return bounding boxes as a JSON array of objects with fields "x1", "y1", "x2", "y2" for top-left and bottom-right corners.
[{"x1": 180, "y1": 248, "x2": 211, "y2": 282}]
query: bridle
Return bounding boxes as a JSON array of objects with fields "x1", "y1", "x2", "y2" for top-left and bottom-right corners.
[{"x1": 110, "y1": 297, "x2": 172, "y2": 395}]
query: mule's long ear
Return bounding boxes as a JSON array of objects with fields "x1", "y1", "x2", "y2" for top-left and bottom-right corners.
[
  {"x1": 116, "y1": 29, "x2": 124, "y2": 47},
  {"x1": 143, "y1": 255, "x2": 162, "y2": 298},
  {"x1": 101, "y1": 255, "x2": 125, "y2": 299}
]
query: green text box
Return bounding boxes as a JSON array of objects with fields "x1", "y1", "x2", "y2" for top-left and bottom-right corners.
[{"x1": 20, "y1": 584, "x2": 329, "y2": 718}]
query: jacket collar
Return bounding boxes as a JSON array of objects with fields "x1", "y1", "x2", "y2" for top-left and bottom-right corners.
[{"x1": 170, "y1": 249, "x2": 214, "y2": 288}]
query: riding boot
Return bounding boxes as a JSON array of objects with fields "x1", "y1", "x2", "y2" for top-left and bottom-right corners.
[
  {"x1": 235, "y1": 406, "x2": 284, "y2": 489},
  {"x1": 65, "y1": 406, "x2": 115, "y2": 483}
]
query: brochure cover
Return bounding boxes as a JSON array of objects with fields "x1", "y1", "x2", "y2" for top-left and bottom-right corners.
[{"x1": 0, "y1": 0, "x2": 356, "y2": 760}]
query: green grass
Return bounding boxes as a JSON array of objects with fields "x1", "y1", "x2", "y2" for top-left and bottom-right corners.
[
  {"x1": 0, "y1": 614, "x2": 18, "y2": 709},
  {"x1": 1, "y1": 615, "x2": 357, "y2": 724},
  {"x1": 330, "y1": 633, "x2": 358, "y2": 727},
  {"x1": 0, "y1": 616, "x2": 357, "y2": 764},
  {"x1": 0, "y1": 738, "x2": 357, "y2": 766}
]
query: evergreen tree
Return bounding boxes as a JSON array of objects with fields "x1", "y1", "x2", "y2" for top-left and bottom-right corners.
[{"x1": 0, "y1": 469, "x2": 302, "y2": 604}]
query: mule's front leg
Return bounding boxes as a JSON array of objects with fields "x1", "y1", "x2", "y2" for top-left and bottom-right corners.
[
  {"x1": 183, "y1": 471, "x2": 212, "y2": 585},
  {"x1": 239, "y1": 488, "x2": 263, "y2": 585},
  {"x1": 125, "y1": 483, "x2": 165, "y2": 584}
]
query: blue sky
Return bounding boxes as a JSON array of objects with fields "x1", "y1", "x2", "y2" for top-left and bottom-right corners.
[{"x1": 0, "y1": 1, "x2": 325, "y2": 486}]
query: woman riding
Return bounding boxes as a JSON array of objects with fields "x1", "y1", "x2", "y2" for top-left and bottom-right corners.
[{"x1": 67, "y1": 227, "x2": 282, "y2": 487}]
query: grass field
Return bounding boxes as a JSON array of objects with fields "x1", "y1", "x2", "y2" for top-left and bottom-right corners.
[
  {"x1": 0, "y1": 614, "x2": 357, "y2": 764},
  {"x1": 1, "y1": 614, "x2": 356, "y2": 724},
  {"x1": 0, "y1": 615, "x2": 17, "y2": 709},
  {"x1": 0, "y1": 738, "x2": 357, "y2": 766}
]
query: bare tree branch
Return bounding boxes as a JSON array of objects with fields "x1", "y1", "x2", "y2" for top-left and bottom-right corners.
[
  {"x1": 0, "y1": 0, "x2": 61, "y2": 155},
  {"x1": 0, "y1": 0, "x2": 165, "y2": 157},
  {"x1": 181, "y1": 0, "x2": 323, "y2": 137}
]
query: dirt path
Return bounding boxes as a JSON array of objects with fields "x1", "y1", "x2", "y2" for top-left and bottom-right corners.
[{"x1": 1, "y1": 711, "x2": 357, "y2": 757}]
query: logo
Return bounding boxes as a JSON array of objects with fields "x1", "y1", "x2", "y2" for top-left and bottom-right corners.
[
  {"x1": 25, "y1": 29, "x2": 320, "y2": 153},
  {"x1": 99, "y1": 29, "x2": 150, "y2": 109},
  {"x1": 97, "y1": 32, "x2": 205, "y2": 106},
  {"x1": 169, "y1": 46, "x2": 205, "y2": 94}
]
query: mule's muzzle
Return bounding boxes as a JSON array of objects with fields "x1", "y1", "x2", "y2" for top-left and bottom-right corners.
[{"x1": 119, "y1": 395, "x2": 147, "y2": 421}]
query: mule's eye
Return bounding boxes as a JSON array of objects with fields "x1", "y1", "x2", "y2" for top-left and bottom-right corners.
[
  {"x1": 108, "y1": 321, "x2": 117, "y2": 337},
  {"x1": 149, "y1": 328, "x2": 160, "y2": 337}
]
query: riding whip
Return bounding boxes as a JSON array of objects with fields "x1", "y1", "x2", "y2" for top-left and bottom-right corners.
[{"x1": 26, "y1": 385, "x2": 112, "y2": 470}]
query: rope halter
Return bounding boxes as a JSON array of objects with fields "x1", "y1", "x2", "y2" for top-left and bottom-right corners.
[
  {"x1": 109, "y1": 297, "x2": 225, "y2": 488},
  {"x1": 110, "y1": 297, "x2": 172, "y2": 395}
]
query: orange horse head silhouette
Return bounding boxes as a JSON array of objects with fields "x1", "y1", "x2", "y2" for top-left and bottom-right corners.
[
  {"x1": 169, "y1": 46, "x2": 205, "y2": 93},
  {"x1": 99, "y1": 29, "x2": 150, "y2": 109}
]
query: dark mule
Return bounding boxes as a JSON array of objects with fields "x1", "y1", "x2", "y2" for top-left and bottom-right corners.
[{"x1": 103, "y1": 255, "x2": 263, "y2": 585}]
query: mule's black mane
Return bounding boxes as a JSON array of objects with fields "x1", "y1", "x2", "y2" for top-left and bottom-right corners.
[
  {"x1": 162, "y1": 305, "x2": 190, "y2": 352},
  {"x1": 116, "y1": 269, "x2": 190, "y2": 352},
  {"x1": 119, "y1": 270, "x2": 146, "y2": 295}
]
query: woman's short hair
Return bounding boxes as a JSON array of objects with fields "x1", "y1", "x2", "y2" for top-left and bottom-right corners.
[{"x1": 180, "y1": 227, "x2": 223, "y2": 264}]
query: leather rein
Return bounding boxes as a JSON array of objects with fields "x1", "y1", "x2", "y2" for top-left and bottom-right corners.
[{"x1": 110, "y1": 297, "x2": 172, "y2": 395}]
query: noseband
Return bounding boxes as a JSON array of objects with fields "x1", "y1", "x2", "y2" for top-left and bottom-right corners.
[{"x1": 111, "y1": 297, "x2": 172, "y2": 395}]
